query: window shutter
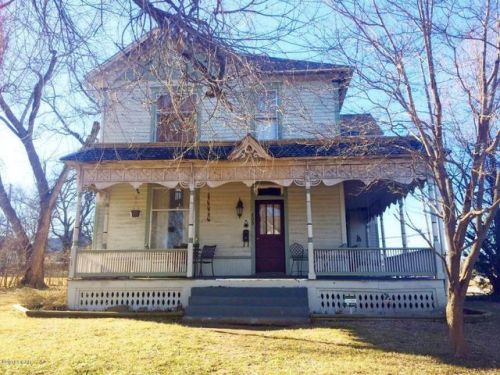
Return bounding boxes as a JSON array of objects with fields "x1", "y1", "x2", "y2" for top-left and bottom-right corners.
[
  {"x1": 157, "y1": 93, "x2": 173, "y2": 112},
  {"x1": 180, "y1": 94, "x2": 197, "y2": 113}
]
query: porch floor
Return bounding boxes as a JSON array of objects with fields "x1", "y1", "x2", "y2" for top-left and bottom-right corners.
[{"x1": 72, "y1": 274, "x2": 437, "y2": 281}]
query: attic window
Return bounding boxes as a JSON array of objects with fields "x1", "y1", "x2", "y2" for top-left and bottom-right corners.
[{"x1": 156, "y1": 92, "x2": 197, "y2": 143}]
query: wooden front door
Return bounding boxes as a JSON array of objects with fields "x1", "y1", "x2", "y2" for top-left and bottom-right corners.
[{"x1": 255, "y1": 200, "x2": 285, "y2": 273}]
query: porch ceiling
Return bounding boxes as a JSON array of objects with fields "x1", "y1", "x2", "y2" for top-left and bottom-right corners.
[{"x1": 344, "y1": 180, "x2": 423, "y2": 218}]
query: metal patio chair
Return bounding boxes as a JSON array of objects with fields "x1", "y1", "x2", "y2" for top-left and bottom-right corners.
[
  {"x1": 290, "y1": 243, "x2": 306, "y2": 276},
  {"x1": 199, "y1": 245, "x2": 217, "y2": 277}
]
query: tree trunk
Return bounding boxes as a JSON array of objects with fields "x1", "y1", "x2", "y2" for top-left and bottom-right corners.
[
  {"x1": 20, "y1": 242, "x2": 46, "y2": 288},
  {"x1": 446, "y1": 287, "x2": 467, "y2": 357},
  {"x1": 20, "y1": 201, "x2": 53, "y2": 288}
]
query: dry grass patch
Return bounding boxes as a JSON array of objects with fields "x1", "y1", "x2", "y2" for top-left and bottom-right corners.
[
  {"x1": 16, "y1": 288, "x2": 67, "y2": 311},
  {"x1": 0, "y1": 288, "x2": 498, "y2": 374}
]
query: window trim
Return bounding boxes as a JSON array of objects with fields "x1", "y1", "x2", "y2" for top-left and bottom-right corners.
[
  {"x1": 149, "y1": 86, "x2": 200, "y2": 142},
  {"x1": 148, "y1": 187, "x2": 189, "y2": 249},
  {"x1": 253, "y1": 83, "x2": 282, "y2": 140}
]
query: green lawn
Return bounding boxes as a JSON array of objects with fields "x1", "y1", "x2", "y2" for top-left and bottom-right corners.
[{"x1": 0, "y1": 288, "x2": 499, "y2": 375}]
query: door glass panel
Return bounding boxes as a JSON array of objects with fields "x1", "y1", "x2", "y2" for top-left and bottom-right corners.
[
  {"x1": 273, "y1": 204, "x2": 281, "y2": 234},
  {"x1": 258, "y1": 203, "x2": 282, "y2": 235},
  {"x1": 266, "y1": 204, "x2": 274, "y2": 234},
  {"x1": 259, "y1": 204, "x2": 266, "y2": 235}
]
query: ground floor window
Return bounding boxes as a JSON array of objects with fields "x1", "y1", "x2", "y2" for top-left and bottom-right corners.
[{"x1": 149, "y1": 187, "x2": 188, "y2": 248}]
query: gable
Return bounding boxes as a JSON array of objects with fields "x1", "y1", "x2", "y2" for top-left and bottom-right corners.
[
  {"x1": 228, "y1": 134, "x2": 272, "y2": 161},
  {"x1": 87, "y1": 30, "x2": 353, "y2": 99}
]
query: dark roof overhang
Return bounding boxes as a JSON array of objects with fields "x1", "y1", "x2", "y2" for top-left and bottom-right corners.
[{"x1": 61, "y1": 136, "x2": 425, "y2": 164}]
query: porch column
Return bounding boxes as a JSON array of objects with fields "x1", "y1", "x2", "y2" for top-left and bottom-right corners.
[
  {"x1": 398, "y1": 198, "x2": 407, "y2": 249},
  {"x1": 379, "y1": 214, "x2": 386, "y2": 249},
  {"x1": 69, "y1": 190, "x2": 83, "y2": 279},
  {"x1": 186, "y1": 185, "x2": 195, "y2": 278},
  {"x1": 428, "y1": 181, "x2": 446, "y2": 280},
  {"x1": 305, "y1": 180, "x2": 316, "y2": 279},
  {"x1": 339, "y1": 182, "x2": 347, "y2": 245},
  {"x1": 101, "y1": 191, "x2": 110, "y2": 249}
]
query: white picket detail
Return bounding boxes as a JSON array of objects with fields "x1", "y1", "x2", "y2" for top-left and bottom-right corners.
[
  {"x1": 314, "y1": 247, "x2": 436, "y2": 277},
  {"x1": 75, "y1": 249, "x2": 188, "y2": 277}
]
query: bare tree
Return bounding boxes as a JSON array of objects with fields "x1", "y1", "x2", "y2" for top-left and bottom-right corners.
[
  {"x1": 320, "y1": 0, "x2": 499, "y2": 356},
  {"x1": 0, "y1": 185, "x2": 39, "y2": 286},
  {"x1": 467, "y1": 156, "x2": 499, "y2": 295},
  {"x1": 118, "y1": 0, "x2": 313, "y2": 99},
  {"x1": 0, "y1": 1, "x2": 99, "y2": 288},
  {"x1": 51, "y1": 172, "x2": 95, "y2": 252}
]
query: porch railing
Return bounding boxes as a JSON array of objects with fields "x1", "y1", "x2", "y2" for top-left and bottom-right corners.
[
  {"x1": 74, "y1": 249, "x2": 188, "y2": 278},
  {"x1": 314, "y1": 247, "x2": 436, "y2": 277}
]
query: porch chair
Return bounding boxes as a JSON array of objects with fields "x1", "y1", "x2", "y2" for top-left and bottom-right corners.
[
  {"x1": 290, "y1": 243, "x2": 306, "y2": 276},
  {"x1": 199, "y1": 245, "x2": 217, "y2": 277}
]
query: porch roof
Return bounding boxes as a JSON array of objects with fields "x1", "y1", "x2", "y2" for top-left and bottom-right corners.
[{"x1": 61, "y1": 136, "x2": 423, "y2": 163}]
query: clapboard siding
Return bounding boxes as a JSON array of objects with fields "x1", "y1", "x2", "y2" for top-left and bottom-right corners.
[
  {"x1": 101, "y1": 77, "x2": 340, "y2": 143},
  {"x1": 198, "y1": 92, "x2": 253, "y2": 141},
  {"x1": 104, "y1": 184, "x2": 148, "y2": 249},
  {"x1": 346, "y1": 212, "x2": 380, "y2": 247},
  {"x1": 281, "y1": 80, "x2": 339, "y2": 139},
  {"x1": 367, "y1": 218, "x2": 380, "y2": 248},
  {"x1": 198, "y1": 183, "x2": 251, "y2": 257},
  {"x1": 94, "y1": 182, "x2": 345, "y2": 255},
  {"x1": 102, "y1": 82, "x2": 152, "y2": 143},
  {"x1": 288, "y1": 184, "x2": 343, "y2": 248}
]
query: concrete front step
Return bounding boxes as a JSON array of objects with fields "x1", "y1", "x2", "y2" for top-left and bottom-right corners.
[
  {"x1": 188, "y1": 296, "x2": 305, "y2": 307},
  {"x1": 183, "y1": 315, "x2": 310, "y2": 326},
  {"x1": 186, "y1": 304, "x2": 309, "y2": 318},
  {"x1": 190, "y1": 286, "x2": 308, "y2": 298},
  {"x1": 184, "y1": 287, "x2": 310, "y2": 325}
]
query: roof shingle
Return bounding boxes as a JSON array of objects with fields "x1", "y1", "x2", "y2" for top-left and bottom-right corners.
[{"x1": 61, "y1": 137, "x2": 423, "y2": 163}]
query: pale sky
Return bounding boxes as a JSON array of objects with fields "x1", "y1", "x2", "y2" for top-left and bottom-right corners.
[{"x1": 0, "y1": 2, "x2": 431, "y2": 247}]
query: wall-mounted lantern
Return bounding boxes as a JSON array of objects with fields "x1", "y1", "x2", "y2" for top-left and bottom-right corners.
[
  {"x1": 236, "y1": 198, "x2": 244, "y2": 218},
  {"x1": 174, "y1": 187, "x2": 183, "y2": 204}
]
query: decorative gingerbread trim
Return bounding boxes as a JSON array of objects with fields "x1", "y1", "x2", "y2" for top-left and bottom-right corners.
[{"x1": 227, "y1": 134, "x2": 272, "y2": 161}]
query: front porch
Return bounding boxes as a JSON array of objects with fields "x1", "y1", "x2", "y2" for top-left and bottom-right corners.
[
  {"x1": 64, "y1": 143, "x2": 447, "y2": 316},
  {"x1": 70, "y1": 178, "x2": 443, "y2": 281},
  {"x1": 72, "y1": 246, "x2": 438, "y2": 279}
]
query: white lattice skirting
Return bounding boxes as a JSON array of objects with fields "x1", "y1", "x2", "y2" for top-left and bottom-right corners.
[
  {"x1": 75, "y1": 288, "x2": 183, "y2": 311},
  {"x1": 68, "y1": 279, "x2": 447, "y2": 316},
  {"x1": 316, "y1": 289, "x2": 439, "y2": 316}
]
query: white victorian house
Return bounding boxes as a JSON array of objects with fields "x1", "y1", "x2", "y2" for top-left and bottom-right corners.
[{"x1": 62, "y1": 34, "x2": 447, "y2": 322}]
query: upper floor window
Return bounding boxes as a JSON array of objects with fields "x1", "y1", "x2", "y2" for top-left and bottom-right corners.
[
  {"x1": 255, "y1": 89, "x2": 279, "y2": 140},
  {"x1": 156, "y1": 92, "x2": 197, "y2": 143}
]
